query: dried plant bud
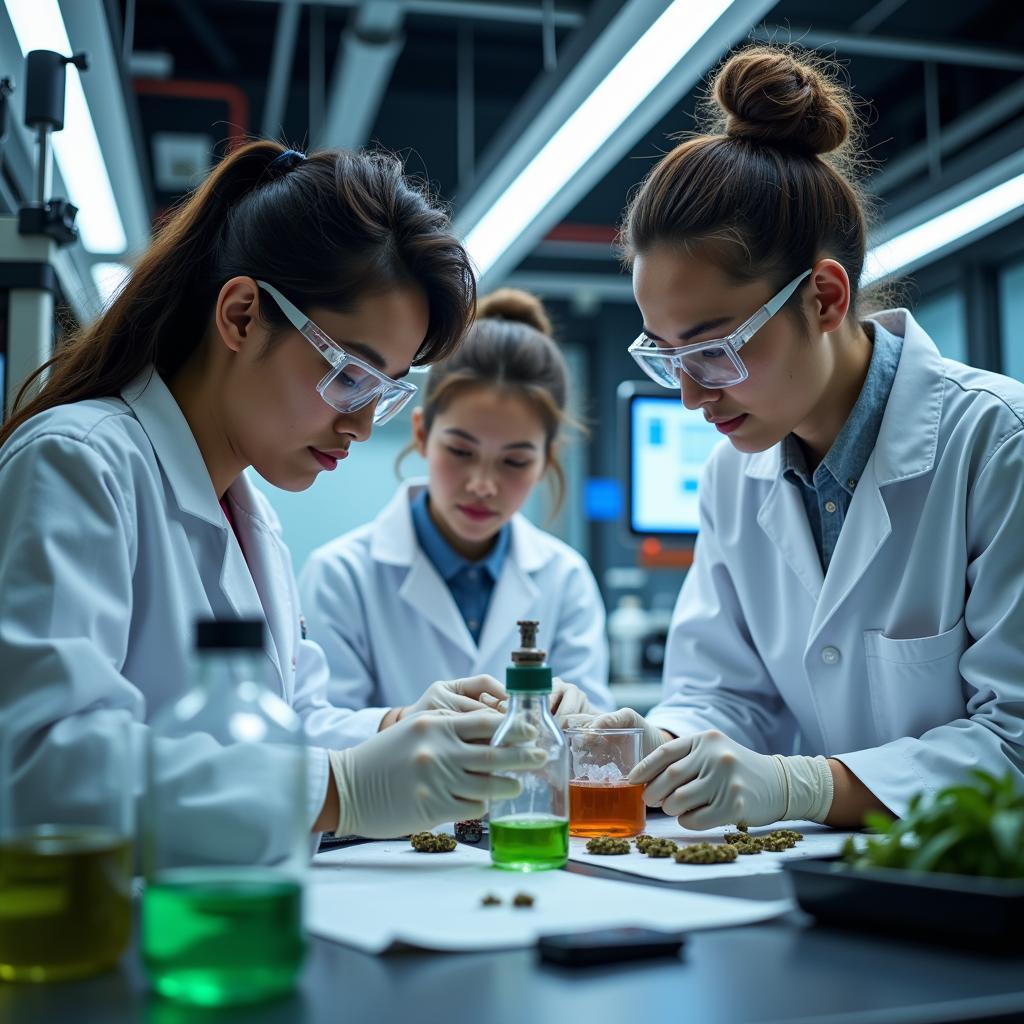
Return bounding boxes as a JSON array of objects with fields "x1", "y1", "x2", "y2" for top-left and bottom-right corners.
[
  {"x1": 410, "y1": 832, "x2": 457, "y2": 853},
  {"x1": 586, "y1": 836, "x2": 630, "y2": 855},
  {"x1": 512, "y1": 892, "x2": 535, "y2": 908},
  {"x1": 480, "y1": 893, "x2": 502, "y2": 907},
  {"x1": 673, "y1": 842, "x2": 738, "y2": 864},
  {"x1": 770, "y1": 829, "x2": 802, "y2": 844},
  {"x1": 735, "y1": 821, "x2": 749, "y2": 833},
  {"x1": 455, "y1": 819, "x2": 486, "y2": 844}
]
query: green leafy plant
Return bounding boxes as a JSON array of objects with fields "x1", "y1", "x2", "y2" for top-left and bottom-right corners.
[{"x1": 843, "y1": 770, "x2": 1024, "y2": 879}]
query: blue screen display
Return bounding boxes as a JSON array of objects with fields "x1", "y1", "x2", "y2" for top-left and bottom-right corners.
[{"x1": 629, "y1": 395, "x2": 722, "y2": 534}]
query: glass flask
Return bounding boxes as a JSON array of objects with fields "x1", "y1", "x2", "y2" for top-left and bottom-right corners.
[
  {"x1": 489, "y1": 620, "x2": 569, "y2": 871},
  {"x1": 143, "y1": 619, "x2": 308, "y2": 1006}
]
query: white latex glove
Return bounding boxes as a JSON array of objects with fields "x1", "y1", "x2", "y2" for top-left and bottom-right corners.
[
  {"x1": 403, "y1": 674, "x2": 506, "y2": 717},
  {"x1": 329, "y1": 709, "x2": 546, "y2": 838},
  {"x1": 630, "y1": 729, "x2": 834, "y2": 830},
  {"x1": 480, "y1": 678, "x2": 596, "y2": 726},
  {"x1": 549, "y1": 679, "x2": 597, "y2": 725},
  {"x1": 571, "y1": 707, "x2": 667, "y2": 758}
]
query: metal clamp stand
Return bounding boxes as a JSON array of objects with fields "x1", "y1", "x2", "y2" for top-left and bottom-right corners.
[{"x1": 1, "y1": 49, "x2": 88, "y2": 417}]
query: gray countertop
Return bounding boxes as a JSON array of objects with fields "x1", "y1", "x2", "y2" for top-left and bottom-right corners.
[{"x1": 5, "y1": 843, "x2": 1024, "y2": 1024}]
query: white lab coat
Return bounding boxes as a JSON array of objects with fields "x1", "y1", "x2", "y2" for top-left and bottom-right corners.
[
  {"x1": 648, "y1": 310, "x2": 1024, "y2": 816},
  {"x1": 0, "y1": 368, "x2": 382, "y2": 864},
  {"x1": 299, "y1": 480, "x2": 612, "y2": 721}
]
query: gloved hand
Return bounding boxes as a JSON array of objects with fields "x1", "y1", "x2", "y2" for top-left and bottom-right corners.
[
  {"x1": 402, "y1": 674, "x2": 507, "y2": 717},
  {"x1": 479, "y1": 678, "x2": 597, "y2": 726},
  {"x1": 549, "y1": 679, "x2": 597, "y2": 725},
  {"x1": 329, "y1": 709, "x2": 546, "y2": 838},
  {"x1": 566, "y1": 707, "x2": 667, "y2": 758},
  {"x1": 629, "y1": 729, "x2": 834, "y2": 830}
]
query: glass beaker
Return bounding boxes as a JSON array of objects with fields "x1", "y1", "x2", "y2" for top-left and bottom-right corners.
[
  {"x1": 567, "y1": 727, "x2": 646, "y2": 838},
  {"x1": 0, "y1": 712, "x2": 136, "y2": 981}
]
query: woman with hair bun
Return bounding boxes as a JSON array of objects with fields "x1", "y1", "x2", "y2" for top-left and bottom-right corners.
[
  {"x1": 592, "y1": 46, "x2": 1024, "y2": 830},
  {"x1": 300, "y1": 288, "x2": 613, "y2": 723}
]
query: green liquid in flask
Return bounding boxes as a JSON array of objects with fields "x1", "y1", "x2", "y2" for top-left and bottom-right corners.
[
  {"x1": 490, "y1": 815, "x2": 568, "y2": 871},
  {"x1": 143, "y1": 867, "x2": 305, "y2": 1006}
]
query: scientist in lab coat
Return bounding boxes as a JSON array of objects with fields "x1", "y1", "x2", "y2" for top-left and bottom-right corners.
[
  {"x1": 591, "y1": 46, "x2": 1024, "y2": 830},
  {"x1": 300, "y1": 288, "x2": 612, "y2": 723},
  {"x1": 0, "y1": 142, "x2": 547, "y2": 863}
]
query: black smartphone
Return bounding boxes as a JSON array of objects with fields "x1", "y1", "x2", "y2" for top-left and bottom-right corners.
[{"x1": 538, "y1": 927, "x2": 686, "y2": 967}]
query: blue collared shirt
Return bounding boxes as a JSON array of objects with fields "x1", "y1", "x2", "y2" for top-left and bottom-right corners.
[
  {"x1": 781, "y1": 321, "x2": 903, "y2": 572},
  {"x1": 410, "y1": 489, "x2": 511, "y2": 643}
]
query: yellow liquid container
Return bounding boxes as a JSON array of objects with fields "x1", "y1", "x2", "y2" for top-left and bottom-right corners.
[{"x1": 0, "y1": 826, "x2": 133, "y2": 981}]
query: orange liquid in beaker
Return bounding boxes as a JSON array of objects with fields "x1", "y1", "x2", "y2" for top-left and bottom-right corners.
[{"x1": 569, "y1": 781, "x2": 646, "y2": 838}]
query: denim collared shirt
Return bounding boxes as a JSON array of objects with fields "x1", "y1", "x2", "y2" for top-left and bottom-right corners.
[
  {"x1": 781, "y1": 321, "x2": 903, "y2": 573},
  {"x1": 410, "y1": 489, "x2": 510, "y2": 643}
]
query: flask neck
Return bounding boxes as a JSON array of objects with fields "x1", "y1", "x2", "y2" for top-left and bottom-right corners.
[{"x1": 196, "y1": 649, "x2": 269, "y2": 690}]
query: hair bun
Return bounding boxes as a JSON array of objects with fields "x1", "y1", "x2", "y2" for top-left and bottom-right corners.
[
  {"x1": 713, "y1": 46, "x2": 852, "y2": 156},
  {"x1": 476, "y1": 288, "x2": 552, "y2": 337}
]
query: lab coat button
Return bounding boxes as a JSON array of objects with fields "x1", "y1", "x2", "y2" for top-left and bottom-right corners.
[{"x1": 821, "y1": 646, "x2": 841, "y2": 665}]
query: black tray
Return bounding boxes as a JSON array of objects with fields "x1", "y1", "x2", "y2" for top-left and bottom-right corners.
[{"x1": 784, "y1": 855, "x2": 1024, "y2": 949}]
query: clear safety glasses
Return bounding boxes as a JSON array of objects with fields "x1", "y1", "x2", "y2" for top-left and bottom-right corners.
[
  {"x1": 256, "y1": 280, "x2": 417, "y2": 425},
  {"x1": 628, "y1": 270, "x2": 812, "y2": 390}
]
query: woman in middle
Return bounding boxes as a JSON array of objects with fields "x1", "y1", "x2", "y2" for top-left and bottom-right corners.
[{"x1": 300, "y1": 288, "x2": 613, "y2": 728}]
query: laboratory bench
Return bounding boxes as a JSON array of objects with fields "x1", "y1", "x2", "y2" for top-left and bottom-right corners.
[{"x1": 5, "y1": 840, "x2": 1024, "y2": 1024}]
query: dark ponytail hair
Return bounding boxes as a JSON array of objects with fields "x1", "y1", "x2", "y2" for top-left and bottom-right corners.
[
  {"x1": 407, "y1": 288, "x2": 581, "y2": 515},
  {"x1": 1, "y1": 140, "x2": 475, "y2": 448},
  {"x1": 621, "y1": 44, "x2": 873, "y2": 320}
]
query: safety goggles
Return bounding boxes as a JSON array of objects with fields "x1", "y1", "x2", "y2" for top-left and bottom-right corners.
[
  {"x1": 256, "y1": 280, "x2": 417, "y2": 425},
  {"x1": 628, "y1": 270, "x2": 812, "y2": 390}
]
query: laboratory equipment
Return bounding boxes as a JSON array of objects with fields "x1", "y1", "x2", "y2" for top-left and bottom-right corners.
[
  {"x1": 143, "y1": 619, "x2": 308, "y2": 1006},
  {"x1": 567, "y1": 727, "x2": 645, "y2": 838},
  {"x1": 0, "y1": 712, "x2": 134, "y2": 981},
  {"x1": 619, "y1": 380, "x2": 722, "y2": 537},
  {"x1": 489, "y1": 620, "x2": 569, "y2": 871}
]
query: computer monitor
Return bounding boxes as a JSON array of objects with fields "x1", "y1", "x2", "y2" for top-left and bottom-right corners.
[{"x1": 619, "y1": 381, "x2": 723, "y2": 537}]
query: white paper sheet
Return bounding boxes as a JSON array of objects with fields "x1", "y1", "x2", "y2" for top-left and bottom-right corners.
[
  {"x1": 568, "y1": 819, "x2": 854, "y2": 882},
  {"x1": 307, "y1": 840, "x2": 790, "y2": 953}
]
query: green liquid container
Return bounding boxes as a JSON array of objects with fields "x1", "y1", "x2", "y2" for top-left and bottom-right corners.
[
  {"x1": 144, "y1": 620, "x2": 308, "y2": 1006},
  {"x1": 144, "y1": 868, "x2": 304, "y2": 1006},
  {"x1": 490, "y1": 816, "x2": 569, "y2": 872},
  {"x1": 489, "y1": 620, "x2": 569, "y2": 872}
]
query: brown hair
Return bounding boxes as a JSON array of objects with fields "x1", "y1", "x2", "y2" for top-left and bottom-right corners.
[
  {"x1": 1, "y1": 140, "x2": 476, "y2": 448},
  {"x1": 409, "y1": 288, "x2": 579, "y2": 514},
  {"x1": 621, "y1": 44, "x2": 873, "y2": 320}
]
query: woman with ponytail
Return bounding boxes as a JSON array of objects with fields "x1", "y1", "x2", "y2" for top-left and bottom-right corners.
[
  {"x1": 591, "y1": 46, "x2": 1024, "y2": 831},
  {"x1": 300, "y1": 288, "x2": 613, "y2": 723},
  {"x1": 0, "y1": 143, "x2": 547, "y2": 859}
]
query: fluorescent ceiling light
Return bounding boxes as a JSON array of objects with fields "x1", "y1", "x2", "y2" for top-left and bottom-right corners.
[
  {"x1": 7, "y1": 0, "x2": 127, "y2": 253},
  {"x1": 91, "y1": 261, "x2": 131, "y2": 308},
  {"x1": 463, "y1": 0, "x2": 735, "y2": 279},
  {"x1": 863, "y1": 172, "x2": 1024, "y2": 285}
]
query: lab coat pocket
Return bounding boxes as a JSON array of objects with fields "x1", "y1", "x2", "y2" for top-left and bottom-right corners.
[{"x1": 863, "y1": 617, "x2": 969, "y2": 740}]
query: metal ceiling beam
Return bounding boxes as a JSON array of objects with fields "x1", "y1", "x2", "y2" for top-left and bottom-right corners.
[
  {"x1": 322, "y1": 1, "x2": 405, "y2": 151},
  {"x1": 870, "y1": 78, "x2": 1024, "y2": 196},
  {"x1": 457, "y1": 0, "x2": 777, "y2": 288},
  {"x1": 170, "y1": 0, "x2": 240, "y2": 75},
  {"x1": 755, "y1": 26, "x2": 1024, "y2": 72},
  {"x1": 262, "y1": 1, "x2": 302, "y2": 139},
  {"x1": 245, "y1": 0, "x2": 585, "y2": 28},
  {"x1": 851, "y1": 0, "x2": 910, "y2": 34}
]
